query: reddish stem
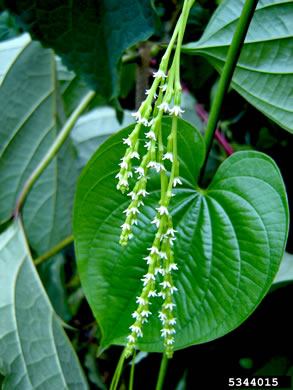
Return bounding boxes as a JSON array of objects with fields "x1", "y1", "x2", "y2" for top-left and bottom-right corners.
[{"x1": 196, "y1": 103, "x2": 234, "y2": 156}]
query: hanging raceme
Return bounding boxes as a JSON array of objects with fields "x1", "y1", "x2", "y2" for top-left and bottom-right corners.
[{"x1": 115, "y1": 0, "x2": 195, "y2": 359}]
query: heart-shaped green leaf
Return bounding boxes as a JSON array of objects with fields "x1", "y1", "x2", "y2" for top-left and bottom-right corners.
[
  {"x1": 183, "y1": 0, "x2": 293, "y2": 133},
  {"x1": 73, "y1": 118, "x2": 288, "y2": 352}
]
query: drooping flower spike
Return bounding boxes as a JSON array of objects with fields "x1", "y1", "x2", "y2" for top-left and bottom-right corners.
[{"x1": 116, "y1": 0, "x2": 195, "y2": 359}]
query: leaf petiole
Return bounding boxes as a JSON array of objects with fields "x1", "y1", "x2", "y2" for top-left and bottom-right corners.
[
  {"x1": 199, "y1": 0, "x2": 259, "y2": 185},
  {"x1": 14, "y1": 90, "x2": 95, "y2": 217}
]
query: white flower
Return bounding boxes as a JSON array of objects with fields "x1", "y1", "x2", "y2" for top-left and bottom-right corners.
[
  {"x1": 141, "y1": 273, "x2": 155, "y2": 285},
  {"x1": 158, "y1": 291, "x2": 166, "y2": 299},
  {"x1": 168, "y1": 318, "x2": 177, "y2": 325},
  {"x1": 151, "y1": 217, "x2": 160, "y2": 228},
  {"x1": 119, "y1": 179, "x2": 128, "y2": 187},
  {"x1": 158, "y1": 311, "x2": 167, "y2": 320},
  {"x1": 147, "y1": 161, "x2": 157, "y2": 171},
  {"x1": 148, "y1": 119, "x2": 154, "y2": 127},
  {"x1": 131, "y1": 152, "x2": 140, "y2": 159},
  {"x1": 145, "y1": 131, "x2": 156, "y2": 140},
  {"x1": 115, "y1": 173, "x2": 122, "y2": 180},
  {"x1": 129, "y1": 325, "x2": 143, "y2": 337},
  {"x1": 123, "y1": 137, "x2": 132, "y2": 146},
  {"x1": 147, "y1": 161, "x2": 166, "y2": 173},
  {"x1": 161, "y1": 328, "x2": 176, "y2": 336},
  {"x1": 156, "y1": 206, "x2": 169, "y2": 215},
  {"x1": 119, "y1": 161, "x2": 128, "y2": 169},
  {"x1": 168, "y1": 236, "x2": 176, "y2": 246},
  {"x1": 170, "y1": 286, "x2": 178, "y2": 294},
  {"x1": 135, "y1": 167, "x2": 145, "y2": 178},
  {"x1": 128, "y1": 207, "x2": 140, "y2": 215},
  {"x1": 148, "y1": 246, "x2": 159, "y2": 255},
  {"x1": 141, "y1": 317, "x2": 148, "y2": 324},
  {"x1": 128, "y1": 233, "x2": 134, "y2": 239},
  {"x1": 159, "y1": 251, "x2": 168, "y2": 260},
  {"x1": 155, "y1": 267, "x2": 165, "y2": 276},
  {"x1": 143, "y1": 256, "x2": 152, "y2": 264},
  {"x1": 141, "y1": 310, "x2": 152, "y2": 317},
  {"x1": 143, "y1": 273, "x2": 156, "y2": 281},
  {"x1": 163, "y1": 152, "x2": 173, "y2": 162},
  {"x1": 148, "y1": 290, "x2": 157, "y2": 297},
  {"x1": 138, "y1": 117, "x2": 149, "y2": 126},
  {"x1": 166, "y1": 337, "x2": 175, "y2": 345},
  {"x1": 144, "y1": 141, "x2": 151, "y2": 150},
  {"x1": 121, "y1": 223, "x2": 131, "y2": 231},
  {"x1": 138, "y1": 200, "x2": 144, "y2": 207},
  {"x1": 153, "y1": 70, "x2": 167, "y2": 79},
  {"x1": 145, "y1": 89, "x2": 158, "y2": 99},
  {"x1": 160, "y1": 281, "x2": 171, "y2": 289},
  {"x1": 132, "y1": 311, "x2": 140, "y2": 319},
  {"x1": 127, "y1": 335, "x2": 136, "y2": 343},
  {"x1": 173, "y1": 177, "x2": 182, "y2": 187},
  {"x1": 123, "y1": 207, "x2": 140, "y2": 216},
  {"x1": 157, "y1": 102, "x2": 169, "y2": 113},
  {"x1": 169, "y1": 263, "x2": 178, "y2": 272},
  {"x1": 127, "y1": 191, "x2": 136, "y2": 200},
  {"x1": 132, "y1": 111, "x2": 141, "y2": 121},
  {"x1": 166, "y1": 228, "x2": 177, "y2": 237},
  {"x1": 131, "y1": 219, "x2": 138, "y2": 225},
  {"x1": 169, "y1": 105, "x2": 185, "y2": 117},
  {"x1": 160, "y1": 84, "x2": 168, "y2": 92},
  {"x1": 165, "y1": 303, "x2": 176, "y2": 310},
  {"x1": 138, "y1": 189, "x2": 149, "y2": 197},
  {"x1": 136, "y1": 297, "x2": 146, "y2": 305},
  {"x1": 128, "y1": 171, "x2": 133, "y2": 178}
]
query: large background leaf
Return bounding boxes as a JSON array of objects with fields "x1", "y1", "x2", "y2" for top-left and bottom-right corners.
[
  {"x1": 0, "y1": 33, "x2": 30, "y2": 85},
  {"x1": 0, "y1": 220, "x2": 88, "y2": 389},
  {"x1": 183, "y1": 0, "x2": 293, "y2": 133},
  {"x1": 0, "y1": 36, "x2": 78, "y2": 255},
  {"x1": 3, "y1": 0, "x2": 156, "y2": 99},
  {"x1": 73, "y1": 118, "x2": 288, "y2": 352},
  {"x1": 71, "y1": 107, "x2": 134, "y2": 169}
]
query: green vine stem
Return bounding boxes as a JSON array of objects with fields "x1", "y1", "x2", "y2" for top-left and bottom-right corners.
[
  {"x1": 14, "y1": 90, "x2": 96, "y2": 217},
  {"x1": 128, "y1": 349, "x2": 136, "y2": 390},
  {"x1": 110, "y1": 349, "x2": 127, "y2": 390},
  {"x1": 200, "y1": 0, "x2": 259, "y2": 183},
  {"x1": 155, "y1": 353, "x2": 168, "y2": 390},
  {"x1": 34, "y1": 234, "x2": 74, "y2": 266}
]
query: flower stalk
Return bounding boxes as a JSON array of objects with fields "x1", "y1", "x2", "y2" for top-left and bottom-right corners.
[{"x1": 117, "y1": 0, "x2": 195, "y2": 360}]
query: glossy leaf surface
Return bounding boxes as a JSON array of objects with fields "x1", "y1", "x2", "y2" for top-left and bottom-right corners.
[
  {"x1": 73, "y1": 118, "x2": 288, "y2": 352},
  {"x1": 0, "y1": 220, "x2": 88, "y2": 389},
  {"x1": 183, "y1": 0, "x2": 293, "y2": 133}
]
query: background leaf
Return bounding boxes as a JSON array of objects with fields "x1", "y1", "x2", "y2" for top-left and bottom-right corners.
[
  {"x1": 0, "y1": 36, "x2": 79, "y2": 256},
  {"x1": 38, "y1": 254, "x2": 71, "y2": 322},
  {"x1": 183, "y1": 0, "x2": 293, "y2": 133},
  {"x1": 73, "y1": 118, "x2": 288, "y2": 353},
  {"x1": 3, "y1": 0, "x2": 156, "y2": 99},
  {"x1": 0, "y1": 220, "x2": 88, "y2": 389},
  {"x1": 0, "y1": 33, "x2": 30, "y2": 86},
  {"x1": 0, "y1": 10, "x2": 20, "y2": 42},
  {"x1": 71, "y1": 107, "x2": 134, "y2": 169},
  {"x1": 273, "y1": 251, "x2": 293, "y2": 285}
]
